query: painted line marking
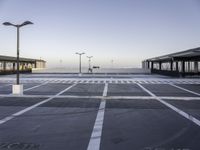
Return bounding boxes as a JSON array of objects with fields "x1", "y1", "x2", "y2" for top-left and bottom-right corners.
[
  {"x1": 169, "y1": 83, "x2": 200, "y2": 96},
  {"x1": 137, "y1": 83, "x2": 200, "y2": 127},
  {"x1": 0, "y1": 94, "x2": 200, "y2": 100},
  {"x1": 87, "y1": 83, "x2": 108, "y2": 150},
  {"x1": 23, "y1": 82, "x2": 49, "y2": 92},
  {"x1": 0, "y1": 83, "x2": 77, "y2": 125},
  {"x1": 103, "y1": 83, "x2": 108, "y2": 97}
]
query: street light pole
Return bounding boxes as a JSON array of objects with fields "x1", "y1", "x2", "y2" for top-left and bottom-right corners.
[
  {"x1": 3, "y1": 21, "x2": 33, "y2": 85},
  {"x1": 87, "y1": 56, "x2": 93, "y2": 73},
  {"x1": 3, "y1": 21, "x2": 33, "y2": 94},
  {"x1": 16, "y1": 26, "x2": 20, "y2": 84},
  {"x1": 75, "y1": 52, "x2": 85, "y2": 74}
]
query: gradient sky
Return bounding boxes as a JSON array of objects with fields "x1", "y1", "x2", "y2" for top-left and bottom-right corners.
[{"x1": 0, "y1": 0, "x2": 200, "y2": 68}]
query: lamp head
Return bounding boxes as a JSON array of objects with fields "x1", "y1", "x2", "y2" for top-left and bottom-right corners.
[
  {"x1": 20, "y1": 21, "x2": 33, "y2": 27},
  {"x1": 3, "y1": 22, "x2": 15, "y2": 26}
]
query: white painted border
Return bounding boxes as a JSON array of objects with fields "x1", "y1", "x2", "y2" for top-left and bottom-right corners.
[{"x1": 87, "y1": 83, "x2": 108, "y2": 150}]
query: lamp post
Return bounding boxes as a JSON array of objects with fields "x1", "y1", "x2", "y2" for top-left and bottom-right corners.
[
  {"x1": 111, "y1": 59, "x2": 114, "y2": 68},
  {"x1": 87, "y1": 56, "x2": 93, "y2": 73},
  {"x1": 75, "y1": 52, "x2": 85, "y2": 74},
  {"x1": 3, "y1": 21, "x2": 33, "y2": 94}
]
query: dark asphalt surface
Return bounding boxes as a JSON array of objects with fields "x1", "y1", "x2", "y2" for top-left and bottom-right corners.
[
  {"x1": 24, "y1": 83, "x2": 72, "y2": 95},
  {"x1": 0, "y1": 81, "x2": 200, "y2": 150},
  {"x1": 107, "y1": 84, "x2": 150, "y2": 96},
  {"x1": 165, "y1": 99, "x2": 200, "y2": 120},
  {"x1": 61, "y1": 84, "x2": 104, "y2": 96},
  {"x1": 175, "y1": 84, "x2": 200, "y2": 94},
  {"x1": 0, "y1": 83, "x2": 41, "y2": 95},
  {"x1": 141, "y1": 84, "x2": 198, "y2": 97}
]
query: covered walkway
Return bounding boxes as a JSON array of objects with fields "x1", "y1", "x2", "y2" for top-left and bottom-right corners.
[
  {"x1": 142, "y1": 47, "x2": 200, "y2": 77},
  {"x1": 0, "y1": 55, "x2": 46, "y2": 75}
]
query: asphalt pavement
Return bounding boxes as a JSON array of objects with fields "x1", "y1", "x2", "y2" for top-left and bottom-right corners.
[{"x1": 0, "y1": 74, "x2": 200, "y2": 150}]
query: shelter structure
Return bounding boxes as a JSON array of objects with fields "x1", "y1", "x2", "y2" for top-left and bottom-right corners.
[
  {"x1": 0, "y1": 55, "x2": 46, "y2": 75},
  {"x1": 142, "y1": 47, "x2": 200, "y2": 77}
]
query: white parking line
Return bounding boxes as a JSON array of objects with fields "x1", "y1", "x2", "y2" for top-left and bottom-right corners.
[
  {"x1": 87, "y1": 83, "x2": 108, "y2": 150},
  {"x1": 169, "y1": 84, "x2": 200, "y2": 96},
  {"x1": 1, "y1": 94, "x2": 200, "y2": 100},
  {"x1": 0, "y1": 83, "x2": 77, "y2": 125},
  {"x1": 23, "y1": 82, "x2": 49, "y2": 92},
  {"x1": 137, "y1": 83, "x2": 200, "y2": 127},
  {"x1": 103, "y1": 83, "x2": 108, "y2": 97}
]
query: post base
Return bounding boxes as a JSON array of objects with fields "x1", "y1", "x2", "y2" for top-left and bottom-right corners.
[{"x1": 12, "y1": 84, "x2": 23, "y2": 95}]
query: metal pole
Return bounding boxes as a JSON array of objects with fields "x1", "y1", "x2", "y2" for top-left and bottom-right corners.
[
  {"x1": 89, "y1": 58, "x2": 91, "y2": 69},
  {"x1": 17, "y1": 26, "x2": 20, "y2": 85},
  {"x1": 79, "y1": 54, "x2": 81, "y2": 74}
]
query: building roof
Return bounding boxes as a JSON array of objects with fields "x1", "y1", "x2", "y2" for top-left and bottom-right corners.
[
  {"x1": 0, "y1": 55, "x2": 46, "y2": 63},
  {"x1": 145, "y1": 47, "x2": 200, "y2": 62}
]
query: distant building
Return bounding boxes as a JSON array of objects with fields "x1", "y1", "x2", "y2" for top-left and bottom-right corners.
[
  {"x1": 0, "y1": 55, "x2": 46, "y2": 74},
  {"x1": 142, "y1": 47, "x2": 200, "y2": 77}
]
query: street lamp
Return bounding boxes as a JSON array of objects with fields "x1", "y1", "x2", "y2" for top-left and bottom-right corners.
[
  {"x1": 3, "y1": 21, "x2": 33, "y2": 94},
  {"x1": 75, "y1": 52, "x2": 85, "y2": 74},
  {"x1": 87, "y1": 56, "x2": 93, "y2": 73}
]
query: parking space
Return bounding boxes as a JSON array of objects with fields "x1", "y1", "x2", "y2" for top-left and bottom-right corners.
[
  {"x1": 0, "y1": 97, "x2": 45, "y2": 120},
  {"x1": 107, "y1": 84, "x2": 150, "y2": 96},
  {"x1": 164, "y1": 99, "x2": 200, "y2": 120},
  {"x1": 24, "y1": 83, "x2": 72, "y2": 95},
  {"x1": 141, "y1": 84, "x2": 198, "y2": 97},
  {"x1": 174, "y1": 84, "x2": 200, "y2": 94},
  {"x1": 0, "y1": 76, "x2": 200, "y2": 150},
  {"x1": 61, "y1": 83, "x2": 104, "y2": 96},
  {"x1": 0, "y1": 84, "x2": 11, "y2": 94},
  {"x1": 0, "y1": 83, "x2": 10, "y2": 87},
  {"x1": 0, "y1": 98, "x2": 100, "y2": 150},
  {"x1": 0, "y1": 83, "x2": 44, "y2": 94},
  {"x1": 101, "y1": 99, "x2": 200, "y2": 150}
]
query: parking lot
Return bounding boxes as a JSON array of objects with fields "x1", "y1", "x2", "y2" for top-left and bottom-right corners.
[{"x1": 0, "y1": 74, "x2": 200, "y2": 150}]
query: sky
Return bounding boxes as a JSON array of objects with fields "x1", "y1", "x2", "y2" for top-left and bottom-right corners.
[{"x1": 0, "y1": 0, "x2": 200, "y2": 68}]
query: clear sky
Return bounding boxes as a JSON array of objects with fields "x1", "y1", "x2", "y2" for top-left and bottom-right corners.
[{"x1": 0, "y1": 0, "x2": 200, "y2": 68}]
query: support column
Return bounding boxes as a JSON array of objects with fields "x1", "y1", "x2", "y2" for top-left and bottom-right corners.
[
  {"x1": 13, "y1": 63, "x2": 15, "y2": 71},
  {"x1": 147, "y1": 61, "x2": 150, "y2": 69},
  {"x1": 159, "y1": 62, "x2": 162, "y2": 70},
  {"x1": 151, "y1": 61, "x2": 154, "y2": 70},
  {"x1": 170, "y1": 61, "x2": 173, "y2": 71},
  {"x1": 176, "y1": 61, "x2": 179, "y2": 72},
  {"x1": 194, "y1": 61, "x2": 198, "y2": 73},
  {"x1": 3, "y1": 61, "x2": 6, "y2": 71},
  {"x1": 182, "y1": 61, "x2": 185, "y2": 73}
]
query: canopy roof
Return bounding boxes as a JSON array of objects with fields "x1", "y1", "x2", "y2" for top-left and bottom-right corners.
[
  {"x1": 0, "y1": 55, "x2": 46, "y2": 63},
  {"x1": 145, "y1": 47, "x2": 200, "y2": 62}
]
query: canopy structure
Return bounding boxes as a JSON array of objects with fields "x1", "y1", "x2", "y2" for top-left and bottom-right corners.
[
  {"x1": 0, "y1": 55, "x2": 46, "y2": 74},
  {"x1": 142, "y1": 47, "x2": 200, "y2": 77}
]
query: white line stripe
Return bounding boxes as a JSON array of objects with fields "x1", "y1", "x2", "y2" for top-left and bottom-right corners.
[
  {"x1": 137, "y1": 83, "x2": 200, "y2": 127},
  {"x1": 87, "y1": 83, "x2": 108, "y2": 150},
  {"x1": 103, "y1": 83, "x2": 108, "y2": 97},
  {"x1": 23, "y1": 82, "x2": 48, "y2": 92},
  {"x1": 169, "y1": 83, "x2": 200, "y2": 96},
  {"x1": 1, "y1": 94, "x2": 200, "y2": 100},
  {"x1": 0, "y1": 83, "x2": 77, "y2": 125}
]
